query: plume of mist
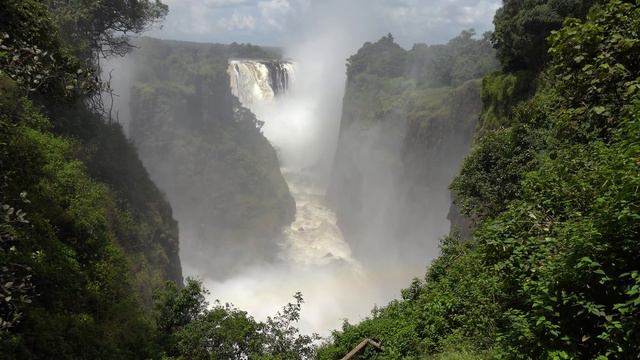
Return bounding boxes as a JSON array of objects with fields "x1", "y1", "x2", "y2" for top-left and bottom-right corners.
[
  {"x1": 206, "y1": 0, "x2": 443, "y2": 336},
  {"x1": 253, "y1": 0, "x2": 383, "y2": 183}
]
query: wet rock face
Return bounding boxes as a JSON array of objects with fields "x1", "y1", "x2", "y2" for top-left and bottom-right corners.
[
  {"x1": 328, "y1": 79, "x2": 481, "y2": 264},
  {"x1": 264, "y1": 61, "x2": 292, "y2": 95}
]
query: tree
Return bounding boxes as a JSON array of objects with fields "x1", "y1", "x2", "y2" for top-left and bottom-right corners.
[
  {"x1": 346, "y1": 34, "x2": 407, "y2": 79},
  {"x1": 261, "y1": 292, "x2": 319, "y2": 359},
  {"x1": 491, "y1": 0, "x2": 596, "y2": 71},
  {"x1": 0, "y1": 0, "x2": 95, "y2": 99},
  {"x1": 154, "y1": 280, "x2": 318, "y2": 359},
  {"x1": 0, "y1": 0, "x2": 178, "y2": 358},
  {"x1": 154, "y1": 279, "x2": 208, "y2": 334},
  {"x1": 0, "y1": 85, "x2": 33, "y2": 331},
  {"x1": 47, "y1": 0, "x2": 168, "y2": 60}
]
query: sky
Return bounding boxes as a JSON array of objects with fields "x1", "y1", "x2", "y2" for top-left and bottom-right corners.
[{"x1": 147, "y1": 0, "x2": 502, "y2": 48}]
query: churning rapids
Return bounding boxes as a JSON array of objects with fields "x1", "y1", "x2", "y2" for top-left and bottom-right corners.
[{"x1": 228, "y1": 59, "x2": 353, "y2": 268}]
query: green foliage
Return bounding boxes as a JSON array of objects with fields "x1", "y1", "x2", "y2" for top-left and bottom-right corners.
[
  {"x1": 347, "y1": 33, "x2": 408, "y2": 79},
  {"x1": 426, "y1": 348, "x2": 493, "y2": 360},
  {"x1": 1, "y1": 0, "x2": 183, "y2": 308},
  {"x1": 0, "y1": 79, "x2": 33, "y2": 332},
  {"x1": 347, "y1": 31, "x2": 498, "y2": 88},
  {"x1": 480, "y1": 131, "x2": 640, "y2": 358},
  {"x1": 456, "y1": 0, "x2": 640, "y2": 357},
  {"x1": 1, "y1": 0, "x2": 182, "y2": 358},
  {"x1": 491, "y1": 0, "x2": 596, "y2": 71},
  {"x1": 316, "y1": 236, "x2": 501, "y2": 360},
  {"x1": 0, "y1": 80, "x2": 157, "y2": 358},
  {"x1": 53, "y1": 100, "x2": 183, "y2": 303},
  {"x1": 48, "y1": 0, "x2": 168, "y2": 60},
  {"x1": 154, "y1": 279, "x2": 317, "y2": 360},
  {"x1": 326, "y1": 1, "x2": 640, "y2": 359},
  {"x1": 154, "y1": 279, "x2": 208, "y2": 334},
  {"x1": 451, "y1": 94, "x2": 556, "y2": 221},
  {"x1": 408, "y1": 30, "x2": 499, "y2": 88},
  {"x1": 0, "y1": 0, "x2": 96, "y2": 98},
  {"x1": 478, "y1": 70, "x2": 536, "y2": 129},
  {"x1": 172, "y1": 305, "x2": 262, "y2": 360},
  {"x1": 13, "y1": 0, "x2": 182, "y2": 297},
  {"x1": 0, "y1": 194, "x2": 32, "y2": 332},
  {"x1": 548, "y1": 0, "x2": 640, "y2": 142}
]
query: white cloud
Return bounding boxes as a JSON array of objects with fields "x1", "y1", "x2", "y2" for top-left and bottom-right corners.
[
  {"x1": 258, "y1": 0, "x2": 295, "y2": 30},
  {"x1": 218, "y1": 12, "x2": 258, "y2": 31},
  {"x1": 377, "y1": 0, "x2": 501, "y2": 44},
  {"x1": 204, "y1": 0, "x2": 254, "y2": 6},
  {"x1": 150, "y1": 0, "x2": 502, "y2": 46}
]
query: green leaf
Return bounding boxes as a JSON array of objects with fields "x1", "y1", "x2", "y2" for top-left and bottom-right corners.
[{"x1": 593, "y1": 106, "x2": 606, "y2": 115}]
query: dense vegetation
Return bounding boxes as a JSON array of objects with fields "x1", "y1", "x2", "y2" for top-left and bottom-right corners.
[
  {"x1": 0, "y1": 1, "x2": 310, "y2": 359},
  {"x1": 127, "y1": 37, "x2": 295, "y2": 278},
  {"x1": 154, "y1": 279, "x2": 317, "y2": 360},
  {"x1": 492, "y1": 0, "x2": 596, "y2": 71},
  {"x1": 0, "y1": 0, "x2": 183, "y2": 357},
  {"x1": 346, "y1": 31, "x2": 498, "y2": 88},
  {"x1": 319, "y1": 0, "x2": 639, "y2": 358}
]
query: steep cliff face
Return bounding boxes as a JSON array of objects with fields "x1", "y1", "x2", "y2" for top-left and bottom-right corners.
[
  {"x1": 402, "y1": 80, "x2": 482, "y2": 239},
  {"x1": 5, "y1": 33, "x2": 183, "y2": 304},
  {"x1": 127, "y1": 38, "x2": 295, "y2": 278},
  {"x1": 328, "y1": 33, "x2": 496, "y2": 260},
  {"x1": 70, "y1": 113, "x2": 184, "y2": 296}
]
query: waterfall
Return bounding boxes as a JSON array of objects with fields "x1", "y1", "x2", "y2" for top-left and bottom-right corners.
[
  {"x1": 216, "y1": 59, "x2": 387, "y2": 334},
  {"x1": 228, "y1": 60, "x2": 295, "y2": 105},
  {"x1": 227, "y1": 58, "x2": 351, "y2": 266}
]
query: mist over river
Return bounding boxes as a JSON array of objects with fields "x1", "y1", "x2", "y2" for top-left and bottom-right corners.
[
  {"x1": 191, "y1": 167, "x2": 427, "y2": 334},
  {"x1": 175, "y1": 59, "x2": 427, "y2": 335},
  {"x1": 102, "y1": 1, "x2": 469, "y2": 337}
]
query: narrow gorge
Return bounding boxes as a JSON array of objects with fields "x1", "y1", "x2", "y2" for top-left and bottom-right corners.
[
  {"x1": 228, "y1": 59, "x2": 351, "y2": 267},
  {"x1": 107, "y1": 32, "x2": 499, "y2": 335},
  {"x1": 221, "y1": 58, "x2": 382, "y2": 333}
]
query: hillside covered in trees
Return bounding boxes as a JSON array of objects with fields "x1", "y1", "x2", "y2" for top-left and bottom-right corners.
[
  {"x1": 0, "y1": 0, "x2": 323, "y2": 358},
  {"x1": 0, "y1": 0, "x2": 182, "y2": 357},
  {"x1": 319, "y1": 1, "x2": 640, "y2": 359},
  {"x1": 0, "y1": 1, "x2": 316, "y2": 359},
  {"x1": 125, "y1": 37, "x2": 295, "y2": 279}
]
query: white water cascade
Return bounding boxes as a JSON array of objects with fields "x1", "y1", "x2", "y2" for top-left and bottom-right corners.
[
  {"x1": 228, "y1": 60, "x2": 295, "y2": 105},
  {"x1": 228, "y1": 59, "x2": 351, "y2": 267},
  {"x1": 206, "y1": 59, "x2": 407, "y2": 335}
]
